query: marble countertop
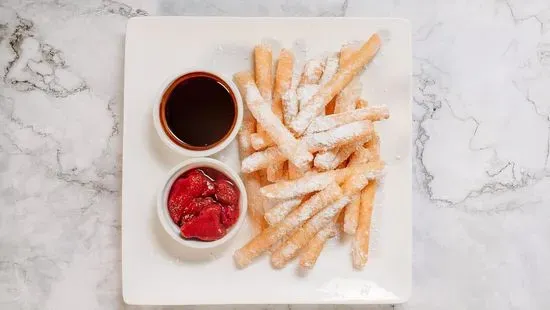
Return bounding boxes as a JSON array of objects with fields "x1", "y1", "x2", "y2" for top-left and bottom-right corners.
[{"x1": 0, "y1": 0, "x2": 549, "y2": 309}]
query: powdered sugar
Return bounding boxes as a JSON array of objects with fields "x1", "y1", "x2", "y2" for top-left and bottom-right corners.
[
  {"x1": 261, "y1": 172, "x2": 336, "y2": 199},
  {"x1": 304, "y1": 121, "x2": 373, "y2": 152},
  {"x1": 238, "y1": 111, "x2": 256, "y2": 157},
  {"x1": 250, "y1": 133, "x2": 269, "y2": 150},
  {"x1": 279, "y1": 242, "x2": 300, "y2": 259},
  {"x1": 260, "y1": 165, "x2": 362, "y2": 199},
  {"x1": 352, "y1": 239, "x2": 368, "y2": 269},
  {"x1": 343, "y1": 193, "x2": 361, "y2": 234},
  {"x1": 284, "y1": 183, "x2": 341, "y2": 227},
  {"x1": 297, "y1": 84, "x2": 320, "y2": 111},
  {"x1": 244, "y1": 83, "x2": 265, "y2": 103},
  {"x1": 343, "y1": 169, "x2": 382, "y2": 195},
  {"x1": 319, "y1": 55, "x2": 339, "y2": 85},
  {"x1": 313, "y1": 151, "x2": 339, "y2": 170},
  {"x1": 241, "y1": 147, "x2": 284, "y2": 173},
  {"x1": 348, "y1": 146, "x2": 372, "y2": 166},
  {"x1": 275, "y1": 195, "x2": 350, "y2": 265},
  {"x1": 316, "y1": 221, "x2": 338, "y2": 239},
  {"x1": 281, "y1": 56, "x2": 303, "y2": 125},
  {"x1": 242, "y1": 174, "x2": 267, "y2": 227},
  {"x1": 302, "y1": 58, "x2": 324, "y2": 84},
  {"x1": 315, "y1": 136, "x2": 371, "y2": 170},
  {"x1": 306, "y1": 196, "x2": 350, "y2": 229},
  {"x1": 282, "y1": 90, "x2": 298, "y2": 124},
  {"x1": 264, "y1": 198, "x2": 303, "y2": 225},
  {"x1": 305, "y1": 105, "x2": 389, "y2": 134}
]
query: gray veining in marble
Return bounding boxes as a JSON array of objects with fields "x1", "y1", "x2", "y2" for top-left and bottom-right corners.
[{"x1": 0, "y1": 0, "x2": 549, "y2": 309}]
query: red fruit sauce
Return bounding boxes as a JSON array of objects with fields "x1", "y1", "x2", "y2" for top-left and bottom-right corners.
[{"x1": 167, "y1": 167, "x2": 240, "y2": 241}]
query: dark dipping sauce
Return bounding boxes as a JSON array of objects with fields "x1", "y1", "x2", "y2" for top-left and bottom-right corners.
[{"x1": 161, "y1": 72, "x2": 237, "y2": 149}]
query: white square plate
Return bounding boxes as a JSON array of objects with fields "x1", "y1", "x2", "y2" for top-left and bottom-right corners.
[{"x1": 122, "y1": 17, "x2": 411, "y2": 305}]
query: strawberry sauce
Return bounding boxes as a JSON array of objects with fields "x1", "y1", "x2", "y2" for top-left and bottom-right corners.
[{"x1": 168, "y1": 167, "x2": 240, "y2": 241}]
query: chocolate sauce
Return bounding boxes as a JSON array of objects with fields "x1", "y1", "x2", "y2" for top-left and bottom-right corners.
[{"x1": 160, "y1": 72, "x2": 237, "y2": 149}]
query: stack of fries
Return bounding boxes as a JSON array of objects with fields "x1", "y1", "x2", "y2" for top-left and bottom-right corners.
[{"x1": 234, "y1": 34, "x2": 388, "y2": 271}]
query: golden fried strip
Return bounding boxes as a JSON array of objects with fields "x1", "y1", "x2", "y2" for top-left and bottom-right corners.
[
  {"x1": 264, "y1": 197, "x2": 303, "y2": 226},
  {"x1": 319, "y1": 55, "x2": 339, "y2": 85},
  {"x1": 273, "y1": 49, "x2": 294, "y2": 112},
  {"x1": 299, "y1": 221, "x2": 337, "y2": 270},
  {"x1": 352, "y1": 181, "x2": 377, "y2": 269},
  {"x1": 261, "y1": 161, "x2": 383, "y2": 200},
  {"x1": 343, "y1": 140, "x2": 373, "y2": 235},
  {"x1": 266, "y1": 49, "x2": 295, "y2": 181},
  {"x1": 348, "y1": 146, "x2": 371, "y2": 166},
  {"x1": 302, "y1": 121, "x2": 373, "y2": 153},
  {"x1": 253, "y1": 45, "x2": 275, "y2": 147}
]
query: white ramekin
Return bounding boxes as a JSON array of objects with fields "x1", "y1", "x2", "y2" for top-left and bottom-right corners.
[
  {"x1": 153, "y1": 69, "x2": 243, "y2": 157},
  {"x1": 157, "y1": 158, "x2": 248, "y2": 249}
]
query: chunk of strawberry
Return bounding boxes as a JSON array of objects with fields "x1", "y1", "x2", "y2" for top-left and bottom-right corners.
[
  {"x1": 181, "y1": 204, "x2": 226, "y2": 241},
  {"x1": 167, "y1": 179, "x2": 192, "y2": 224},
  {"x1": 182, "y1": 169, "x2": 216, "y2": 197},
  {"x1": 180, "y1": 197, "x2": 217, "y2": 223},
  {"x1": 214, "y1": 180, "x2": 239, "y2": 205},
  {"x1": 220, "y1": 204, "x2": 239, "y2": 228}
]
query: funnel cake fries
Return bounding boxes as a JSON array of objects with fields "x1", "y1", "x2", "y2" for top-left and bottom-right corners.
[{"x1": 234, "y1": 35, "x2": 387, "y2": 271}]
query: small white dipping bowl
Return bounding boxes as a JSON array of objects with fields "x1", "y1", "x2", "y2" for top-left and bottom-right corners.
[
  {"x1": 157, "y1": 158, "x2": 248, "y2": 249},
  {"x1": 152, "y1": 69, "x2": 243, "y2": 157}
]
